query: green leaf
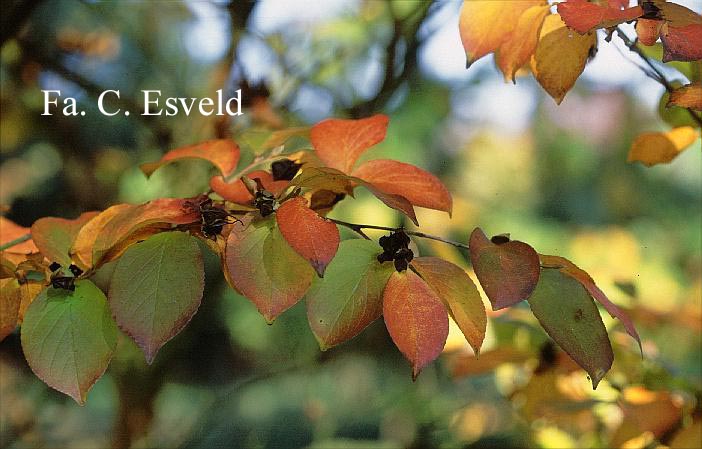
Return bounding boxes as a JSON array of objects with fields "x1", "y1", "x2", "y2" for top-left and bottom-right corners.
[
  {"x1": 411, "y1": 257, "x2": 486, "y2": 355},
  {"x1": 305, "y1": 239, "x2": 394, "y2": 350},
  {"x1": 225, "y1": 218, "x2": 314, "y2": 323},
  {"x1": 20, "y1": 281, "x2": 118, "y2": 404},
  {"x1": 108, "y1": 231, "x2": 204, "y2": 363},
  {"x1": 30, "y1": 212, "x2": 97, "y2": 267},
  {"x1": 527, "y1": 269, "x2": 614, "y2": 389}
]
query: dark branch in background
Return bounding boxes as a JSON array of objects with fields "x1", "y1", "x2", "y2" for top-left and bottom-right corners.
[
  {"x1": 348, "y1": 1, "x2": 434, "y2": 118},
  {"x1": 615, "y1": 27, "x2": 702, "y2": 129},
  {"x1": 0, "y1": 0, "x2": 43, "y2": 46},
  {"x1": 16, "y1": 38, "x2": 174, "y2": 148}
]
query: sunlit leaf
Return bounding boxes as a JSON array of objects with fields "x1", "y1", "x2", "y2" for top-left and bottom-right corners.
[
  {"x1": 496, "y1": 5, "x2": 551, "y2": 83},
  {"x1": 383, "y1": 270, "x2": 449, "y2": 379},
  {"x1": 540, "y1": 254, "x2": 641, "y2": 351},
  {"x1": 21, "y1": 281, "x2": 118, "y2": 404},
  {"x1": 71, "y1": 204, "x2": 132, "y2": 270},
  {"x1": 636, "y1": 18, "x2": 663, "y2": 45},
  {"x1": 276, "y1": 197, "x2": 340, "y2": 277},
  {"x1": 310, "y1": 114, "x2": 389, "y2": 174},
  {"x1": 352, "y1": 159, "x2": 452, "y2": 215},
  {"x1": 531, "y1": 14, "x2": 596, "y2": 104},
  {"x1": 527, "y1": 269, "x2": 613, "y2": 389},
  {"x1": 260, "y1": 126, "x2": 310, "y2": 151},
  {"x1": 108, "y1": 231, "x2": 204, "y2": 363},
  {"x1": 30, "y1": 212, "x2": 98, "y2": 267},
  {"x1": 289, "y1": 167, "x2": 355, "y2": 196},
  {"x1": 306, "y1": 239, "x2": 393, "y2": 349},
  {"x1": 411, "y1": 257, "x2": 486, "y2": 355},
  {"x1": 459, "y1": 0, "x2": 542, "y2": 68},
  {"x1": 0, "y1": 217, "x2": 38, "y2": 254},
  {"x1": 0, "y1": 278, "x2": 21, "y2": 341},
  {"x1": 468, "y1": 227, "x2": 540, "y2": 310},
  {"x1": 557, "y1": 1, "x2": 642, "y2": 34},
  {"x1": 140, "y1": 139, "x2": 240, "y2": 177},
  {"x1": 225, "y1": 218, "x2": 314, "y2": 323},
  {"x1": 667, "y1": 82, "x2": 702, "y2": 111},
  {"x1": 89, "y1": 198, "x2": 199, "y2": 267},
  {"x1": 627, "y1": 126, "x2": 700, "y2": 166}
]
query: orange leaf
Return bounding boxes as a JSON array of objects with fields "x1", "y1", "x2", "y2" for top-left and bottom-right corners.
[
  {"x1": 660, "y1": 23, "x2": 702, "y2": 63},
  {"x1": 468, "y1": 227, "x2": 540, "y2": 310},
  {"x1": 496, "y1": 5, "x2": 551, "y2": 83},
  {"x1": 140, "y1": 139, "x2": 240, "y2": 177},
  {"x1": 644, "y1": 0, "x2": 702, "y2": 26},
  {"x1": 210, "y1": 170, "x2": 289, "y2": 204},
  {"x1": 275, "y1": 197, "x2": 340, "y2": 277},
  {"x1": 310, "y1": 114, "x2": 389, "y2": 174},
  {"x1": 0, "y1": 217, "x2": 38, "y2": 254},
  {"x1": 71, "y1": 204, "x2": 132, "y2": 269},
  {"x1": 354, "y1": 178, "x2": 419, "y2": 226},
  {"x1": 540, "y1": 254, "x2": 641, "y2": 352},
  {"x1": 667, "y1": 82, "x2": 702, "y2": 111},
  {"x1": 89, "y1": 199, "x2": 199, "y2": 268},
  {"x1": 30, "y1": 212, "x2": 98, "y2": 267},
  {"x1": 557, "y1": 1, "x2": 643, "y2": 34},
  {"x1": 459, "y1": 0, "x2": 543, "y2": 68},
  {"x1": 627, "y1": 126, "x2": 700, "y2": 166},
  {"x1": 636, "y1": 18, "x2": 663, "y2": 45},
  {"x1": 352, "y1": 159, "x2": 452, "y2": 215},
  {"x1": 383, "y1": 270, "x2": 448, "y2": 379},
  {"x1": 0, "y1": 278, "x2": 21, "y2": 341},
  {"x1": 531, "y1": 13, "x2": 596, "y2": 104}
]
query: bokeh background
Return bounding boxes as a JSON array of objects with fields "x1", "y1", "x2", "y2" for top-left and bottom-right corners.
[{"x1": 1, "y1": 1, "x2": 701, "y2": 448}]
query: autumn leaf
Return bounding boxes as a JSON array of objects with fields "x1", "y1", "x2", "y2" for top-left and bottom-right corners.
[
  {"x1": 30, "y1": 212, "x2": 98, "y2": 267},
  {"x1": 310, "y1": 114, "x2": 389, "y2": 174},
  {"x1": 260, "y1": 126, "x2": 310, "y2": 152},
  {"x1": 21, "y1": 281, "x2": 118, "y2": 404},
  {"x1": 627, "y1": 126, "x2": 700, "y2": 166},
  {"x1": 71, "y1": 204, "x2": 132, "y2": 269},
  {"x1": 306, "y1": 239, "x2": 394, "y2": 349},
  {"x1": 225, "y1": 218, "x2": 314, "y2": 323},
  {"x1": 276, "y1": 197, "x2": 340, "y2": 277},
  {"x1": 640, "y1": 1, "x2": 702, "y2": 62},
  {"x1": 1, "y1": 278, "x2": 43, "y2": 341},
  {"x1": 0, "y1": 217, "x2": 38, "y2": 254},
  {"x1": 383, "y1": 270, "x2": 449, "y2": 379},
  {"x1": 667, "y1": 83, "x2": 702, "y2": 111},
  {"x1": 531, "y1": 14, "x2": 597, "y2": 104},
  {"x1": 210, "y1": 170, "x2": 289, "y2": 204},
  {"x1": 496, "y1": 5, "x2": 551, "y2": 83},
  {"x1": 557, "y1": 0, "x2": 643, "y2": 34},
  {"x1": 88, "y1": 198, "x2": 199, "y2": 268},
  {"x1": 411, "y1": 257, "x2": 486, "y2": 355},
  {"x1": 140, "y1": 139, "x2": 240, "y2": 177},
  {"x1": 660, "y1": 23, "x2": 702, "y2": 63},
  {"x1": 459, "y1": 0, "x2": 543, "y2": 68},
  {"x1": 540, "y1": 254, "x2": 641, "y2": 352},
  {"x1": 636, "y1": 18, "x2": 663, "y2": 45},
  {"x1": 527, "y1": 269, "x2": 614, "y2": 389},
  {"x1": 289, "y1": 167, "x2": 355, "y2": 196},
  {"x1": 468, "y1": 227, "x2": 540, "y2": 310},
  {"x1": 109, "y1": 231, "x2": 204, "y2": 363},
  {"x1": 352, "y1": 159, "x2": 452, "y2": 215},
  {"x1": 354, "y1": 178, "x2": 419, "y2": 226}
]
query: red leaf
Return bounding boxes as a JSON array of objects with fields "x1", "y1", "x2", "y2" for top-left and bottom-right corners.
[
  {"x1": 540, "y1": 254, "x2": 641, "y2": 353},
  {"x1": 468, "y1": 227, "x2": 541, "y2": 310},
  {"x1": 140, "y1": 139, "x2": 240, "y2": 177},
  {"x1": 310, "y1": 114, "x2": 389, "y2": 174},
  {"x1": 210, "y1": 170, "x2": 289, "y2": 204},
  {"x1": 661, "y1": 23, "x2": 702, "y2": 62},
  {"x1": 636, "y1": 18, "x2": 663, "y2": 45},
  {"x1": 383, "y1": 270, "x2": 449, "y2": 379},
  {"x1": 0, "y1": 217, "x2": 38, "y2": 254},
  {"x1": 558, "y1": 1, "x2": 643, "y2": 34},
  {"x1": 30, "y1": 212, "x2": 98, "y2": 267},
  {"x1": 352, "y1": 159, "x2": 452, "y2": 215},
  {"x1": 354, "y1": 178, "x2": 419, "y2": 226},
  {"x1": 275, "y1": 197, "x2": 340, "y2": 277}
]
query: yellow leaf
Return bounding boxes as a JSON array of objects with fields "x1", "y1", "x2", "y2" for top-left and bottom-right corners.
[
  {"x1": 627, "y1": 126, "x2": 700, "y2": 166},
  {"x1": 459, "y1": 0, "x2": 542, "y2": 68},
  {"x1": 667, "y1": 82, "x2": 702, "y2": 111},
  {"x1": 497, "y1": 5, "x2": 551, "y2": 83},
  {"x1": 530, "y1": 14, "x2": 596, "y2": 104}
]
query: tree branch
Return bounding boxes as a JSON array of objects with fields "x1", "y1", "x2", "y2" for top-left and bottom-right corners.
[
  {"x1": 615, "y1": 27, "x2": 702, "y2": 129},
  {"x1": 328, "y1": 218, "x2": 469, "y2": 251}
]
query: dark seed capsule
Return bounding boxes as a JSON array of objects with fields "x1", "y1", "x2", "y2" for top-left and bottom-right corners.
[
  {"x1": 271, "y1": 159, "x2": 302, "y2": 181},
  {"x1": 68, "y1": 264, "x2": 83, "y2": 277},
  {"x1": 49, "y1": 262, "x2": 61, "y2": 272},
  {"x1": 394, "y1": 258, "x2": 409, "y2": 272}
]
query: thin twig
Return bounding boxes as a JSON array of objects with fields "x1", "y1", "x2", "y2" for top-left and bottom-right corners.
[
  {"x1": 328, "y1": 218, "x2": 469, "y2": 250},
  {"x1": 0, "y1": 234, "x2": 32, "y2": 251},
  {"x1": 615, "y1": 27, "x2": 702, "y2": 128}
]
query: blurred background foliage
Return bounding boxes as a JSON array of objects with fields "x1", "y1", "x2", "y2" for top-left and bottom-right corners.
[{"x1": 1, "y1": 1, "x2": 700, "y2": 448}]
